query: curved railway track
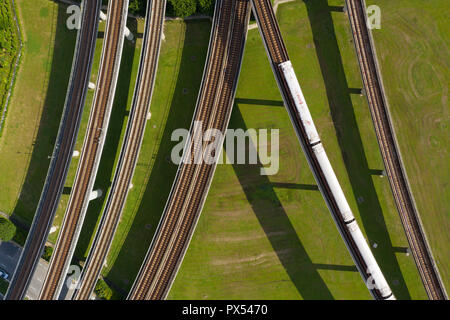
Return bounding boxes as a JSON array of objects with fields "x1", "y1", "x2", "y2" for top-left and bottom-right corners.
[
  {"x1": 39, "y1": 0, "x2": 128, "y2": 300},
  {"x1": 5, "y1": 0, "x2": 101, "y2": 300},
  {"x1": 128, "y1": 0, "x2": 251, "y2": 300},
  {"x1": 251, "y1": 0, "x2": 393, "y2": 299},
  {"x1": 345, "y1": 0, "x2": 447, "y2": 300},
  {"x1": 72, "y1": 0, "x2": 166, "y2": 300}
]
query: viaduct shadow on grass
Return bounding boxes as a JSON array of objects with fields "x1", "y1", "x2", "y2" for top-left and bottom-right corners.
[
  {"x1": 302, "y1": 0, "x2": 410, "y2": 298},
  {"x1": 234, "y1": 98, "x2": 284, "y2": 107},
  {"x1": 227, "y1": 105, "x2": 334, "y2": 300},
  {"x1": 104, "y1": 21, "x2": 209, "y2": 294},
  {"x1": 74, "y1": 17, "x2": 138, "y2": 258},
  {"x1": 10, "y1": 5, "x2": 77, "y2": 227}
]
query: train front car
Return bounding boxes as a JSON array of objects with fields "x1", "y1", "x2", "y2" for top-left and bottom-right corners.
[{"x1": 278, "y1": 60, "x2": 394, "y2": 300}]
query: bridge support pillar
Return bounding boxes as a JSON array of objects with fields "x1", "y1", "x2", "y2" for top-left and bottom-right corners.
[
  {"x1": 99, "y1": 11, "x2": 107, "y2": 22},
  {"x1": 124, "y1": 26, "x2": 134, "y2": 41},
  {"x1": 89, "y1": 189, "x2": 103, "y2": 201}
]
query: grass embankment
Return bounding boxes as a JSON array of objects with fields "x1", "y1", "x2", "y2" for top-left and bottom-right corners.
[
  {"x1": 367, "y1": 0, "x2": 449, "y2": 291},
  {"x1": 0, "y1": 0, "x2": 76, "y2": 227},
  {"x1": 169, "y1": 0, "x2": 426, "y2": 299}
]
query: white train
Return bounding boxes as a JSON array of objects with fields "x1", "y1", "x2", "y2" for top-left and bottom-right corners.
[{"x1": 278, "y1": 60, "x2": 394, "y2": 300}]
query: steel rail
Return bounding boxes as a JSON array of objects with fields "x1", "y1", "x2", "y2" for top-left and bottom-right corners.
[
  {"x1": 128, "y1": 0, "x2": 251, "y2": 299},
  {"x1": 38, "y1": 0, "x2": 129, "y2": 300},
  {"x1": 345, "y1": 0, "x2": 447, "y2": 300},
  {"x1": 251, "y1": 0, "x2": 393, "y2": 299},
  {"x1": 72, "y1": 0, "x2": 166, "y2": 300}
]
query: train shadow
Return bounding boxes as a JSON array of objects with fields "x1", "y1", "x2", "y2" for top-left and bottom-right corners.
[
  {"x1": 10, "y1": 5, "x2": 76, "y2": 227},
  {"x1": 227, "y1": 105, "x2": 334, "y2": 299},
  {"x1": 301, "y1": 0, "x2": 411, "y2": 298},
  {"x1": 74, "y1": 17, "x2": 139, "y2": 258},
  {"x1": 104, "y1": 20, "x2": 210, "y2": 294}
]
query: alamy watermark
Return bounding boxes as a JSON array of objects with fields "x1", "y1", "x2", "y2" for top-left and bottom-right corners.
[
  {"x1": 65, "y1": 4, "x2": 381, "y2": 30},
  {"x1": 367, "y1": 5, "x2": 381, "y2": 30},
  {"x1": 171, "y1": 121, "x2": 279, "y2": 176}
]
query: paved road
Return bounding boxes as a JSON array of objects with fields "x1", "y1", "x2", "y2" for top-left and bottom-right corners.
[{"x1": 0, "y1": 241, "x2": 48, "y2": 300}]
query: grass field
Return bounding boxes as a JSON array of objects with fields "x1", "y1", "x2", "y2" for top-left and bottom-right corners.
[
  {"x1": 0, "y1": 0, "x2": 446, "y2": 300},
  {"x1": 168, "y1": 0, "x2": 428, "y2": 299},
  {"x1": 367, "y1": 0, "x2": 449, "y2": 291}
]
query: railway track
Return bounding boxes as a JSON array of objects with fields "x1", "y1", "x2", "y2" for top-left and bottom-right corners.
[
  {"x1": 5, "y1": 0, "x2": 101, "y2": 300},
  {"x1": 38, "y1": 0, "x2": 129, "y2": 300},
  {"x1": 72, "y1": 0, "x2": 166, "y2": 300},
  {"x1": 345, "y1": 0, "x2": 447, "y2": 299},
  {"x1": 128, "y1": 0, "x2": 251, "y2": 300},
  {"x1": 251, "y1": 0, "x2": 394, "y2": 299}
]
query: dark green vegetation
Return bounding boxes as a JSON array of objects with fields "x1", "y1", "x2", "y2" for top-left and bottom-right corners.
[
  {"x1": 0, "y1": 217, "x2": 16, "y2": 241},
  {"x1": 0, "y1": 0, "x2": 20, "y2": 136},
  {"x1": 94, "y1": 278, "x2": 113, "y2": 300},
  {"x1": 12, "y1": 225, "x2": 26, "y2": 246},
  {"x1": 41, "y1": 245, "x2": 53, "y2": 262},
  {"x1": 0, "y1": 277, "x2": 8, "y2": 295},
  {"x1": 127, "y1": 0, "x2": 214, "y2": 17}
]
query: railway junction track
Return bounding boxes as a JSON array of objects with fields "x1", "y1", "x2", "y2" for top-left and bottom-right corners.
[
  {"x1": 128, "y1": 0, "x2": 251, "y2": 300},
  {"x1": 72, "y1": 0, "x2": 166, "y2": 300},
  {"x1": 5, "y1": 0, "x2": 101, "y2": 300},
  {"x1": 251, "y1": 0, "x2": 394, "y2": 299},
  {"x1": 38, "y1": 0, "x2": 129, "y2": 300},
  {"x1": 345, "y1": 0, "x2": 447, "y2": 300}
]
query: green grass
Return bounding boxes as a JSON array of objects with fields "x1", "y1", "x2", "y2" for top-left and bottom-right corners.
[
  {"x1": 0, "y1": 0, "x2": 76, "y2": 226},
  {"x1": 168, "y1": 0, "x2": 427, "y2": 299},
  {"x1": 367, "y1": 0, "x2": 449, "y2": 291},
  {"x1": 0, "y1": 0, "x2": 446, "y2": 300}
]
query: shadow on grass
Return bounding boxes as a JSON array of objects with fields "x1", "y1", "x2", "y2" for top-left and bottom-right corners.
[
  {"x1": 74, "y1": 17, "x2": 139, "y2": 258},
  {"x1": 10, "y1": 5, "x2": 76, "y2": 227},
  {"x1": 104, "y1": 21, "x2": 210, "y2": 294},
  {"x1": 228, "y1": 105, "x2": 334, "y2": 300},
  {"x1": 302, "y1": 0, "x2": 410, "y2": 298}
]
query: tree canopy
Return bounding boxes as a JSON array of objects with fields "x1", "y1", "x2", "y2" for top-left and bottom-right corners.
[
  {"x1": 127, "y1": 0, "x2": 215, "y2": 18},
  {"x1": 0, "y1": 217, "x2": 16, "y2": 242}
]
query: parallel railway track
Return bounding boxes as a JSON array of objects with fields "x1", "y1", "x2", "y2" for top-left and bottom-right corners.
[
  {"x1": 39, "y1": 0, "x2": 128, "y2": 300},
  {"x1": 72, "y1": 0, "x2": 166, "y2": 300},
  {"x1": 345, "y1": 0, "x2": 447, "y2": 300},
  {"x1": 5, "y1": 0, "x2": 101, "y2": 300},
  {"x1": 251, "y1": 0, "x2": 393, "y2": 299},
  {"x1": 128, "y1": 0, "x2": 251, "y2": 299}
]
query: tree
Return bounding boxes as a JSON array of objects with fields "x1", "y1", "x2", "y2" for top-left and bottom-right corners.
[
  {"x1": 94, "y1": 279, "x2": 113, "y2": 300},
  {"x1": 169, "y1": 0, "x2": 197, "y2": 18},
  {"x1": 0, "y1": 217, "x2": 16, "y2": 241},
  {"x1": 128, "y1": 0, "x2": 141, "y2": 15},
  {"x1": 42, "y1": 246, "x2": 53, "y2": 262},
  {"x1": 197, "y1": 0, "x2": 214, "y2": 14}
]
